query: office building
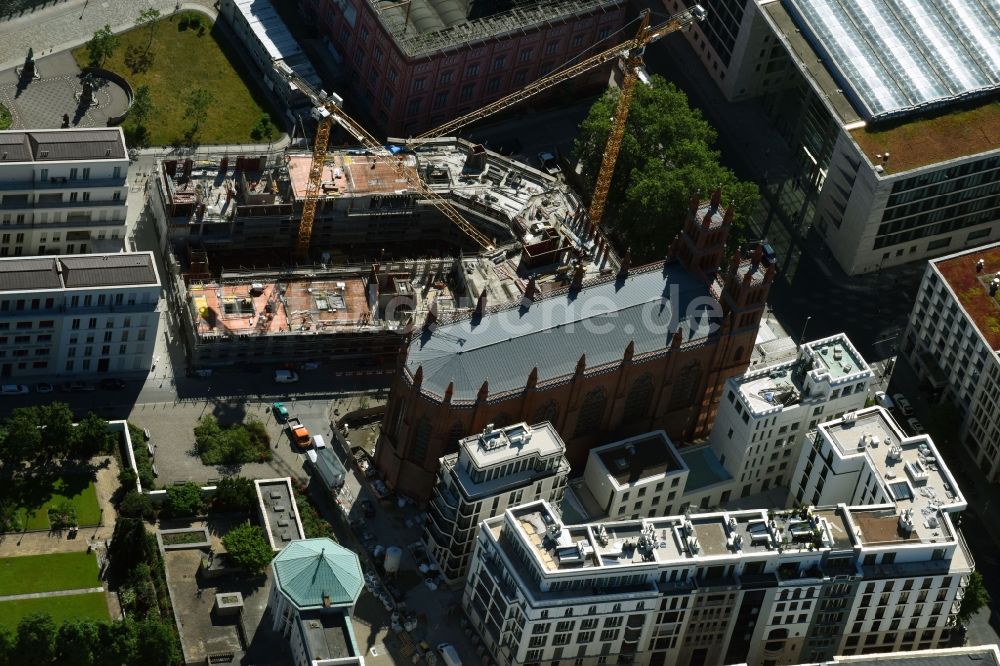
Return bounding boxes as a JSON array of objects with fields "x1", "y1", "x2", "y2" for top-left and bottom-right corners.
[
  {"x1": 465, "y1": 407, "x2": 972, "y2": 666},
  {"x1": 219, "y1": 0, "x2": 322, "y2": 123},
  {"x1": 0, "y1": 252, "x2": 160, "y2": 378},
  {"x1": 709, "y1": 333, "x2": 873, "y2": 499},
  {"x1": 667, "y1": 0, "x2": 999, "y2": 276},
  {"x1": 903, "y1": 242, "x2": 1000, "y2": 481},
  {"x1": 0, "y1": 128, "x2": 129, "y2": 257},
  {"x1": 300, "y1": 0, "x2": 626, "y2": 136},
  {"x1": 424, "y1": 421, "x2": 570, "y2": 583},
  {"x1": 376, "y1": 193, "x2": 776, "y2": 501},
  {"x1": 268, "y1": 537, "x2": 366, "y2": 666}
]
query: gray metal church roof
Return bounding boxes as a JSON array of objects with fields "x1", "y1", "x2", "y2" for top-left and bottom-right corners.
[{"x1": 406, "y1": 263, "x2": 716, "y2": 401}]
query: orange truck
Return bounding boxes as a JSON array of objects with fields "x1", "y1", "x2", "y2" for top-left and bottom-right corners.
[{"x1": 286, "y1": 418, "x2": 311, "y2": 449}]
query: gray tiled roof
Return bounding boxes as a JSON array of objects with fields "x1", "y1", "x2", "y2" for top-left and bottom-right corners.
[
  {"x1": 814, "y1": 649, "x2": 1000, "y2": 666},
  {"x1": 406, "y1": 262, "x2": 716, "y2": 401},
  {"x1": 0, "y1": 258, "x2": 61, "y2": 291},
  {"x1": 60, "y1": 254, "x2": 158, "y2": 288},
  {"x1": 0, "y1": 129, "x2": 126, "y2": 163}
]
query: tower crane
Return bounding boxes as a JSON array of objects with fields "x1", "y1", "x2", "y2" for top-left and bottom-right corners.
[
  {"x1": 414, "y1": 6, "x2": 706, "y2": 227},
  {"x1": 277, "y1": 66, "x2": 494, "y2": 259}
]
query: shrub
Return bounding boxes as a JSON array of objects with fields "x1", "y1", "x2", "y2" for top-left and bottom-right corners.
[
  {"x1": 214, "y1": 476, "x2": 256, "y2": 512},
  {"x1": 162, "y1": 482, "x2": 204, "y2": 518},
  {"x1": 194, "y1": 416, "x2": 271, "y2": 465},
  {"x1": 118, "y1": 491, "x2": 154, "y2": 521},
  {"x1": 221, "y1": 523, "x2": 274, "y2": 575},
  {"x1": 126, "y1": 424, "x2": 155, "y2": 490}
]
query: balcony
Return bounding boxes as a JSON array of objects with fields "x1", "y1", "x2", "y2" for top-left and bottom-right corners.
[{"x1": 0, "y1": 177, "x2": 126, "y2": 192}]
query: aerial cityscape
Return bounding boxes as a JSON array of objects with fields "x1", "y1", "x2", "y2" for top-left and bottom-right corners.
[{"x1": 0, "y1": 0, "x2": 995, "y2": 664}]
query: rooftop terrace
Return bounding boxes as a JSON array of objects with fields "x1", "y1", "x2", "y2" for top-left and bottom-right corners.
[
  {"x1": 933, "y1": 242, "x2": 1000, "y2": 352},
  {"x1": 822, "y1": 408, "x2": 965, "y2": 546},
  {"x1": 254, "y1": 478, "x2": 305, "y2": 550}
]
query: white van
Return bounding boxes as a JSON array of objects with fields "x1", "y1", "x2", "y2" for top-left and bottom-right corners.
[
  {"x1": 274, "y1": 369, "x2": 299, "y2": 383},
  {"x1": 437, "y1": 643, "x2": 462, "y2": 666},
  {"x1": 312, "y1": 434, "x2": 326, "y2": 449}
]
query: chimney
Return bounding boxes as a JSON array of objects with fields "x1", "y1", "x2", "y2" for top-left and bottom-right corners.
[
  {"x1": 526, "y1": 366, "x2": 538, "y2": 390},
  {"x1": 575, "y1": 354, "x2": 587, "y2": 376},
  {"x1": 671, "y1": 329, "x2": 683, "y2": 349},
  {"x1": 710, "y1": 186, "x2": 722, "y2": 209},
  {"x1": 412, "y1": 365, "x2": 424, "y2": 388},
  {"x1": 618, "y1": 248, "x2": 631, "y2": 279},
  {"x1": 570, "y1": 263, "x2": 585, "y2": 292},
  {"x1": 623, "y1": 340, "x2": 635, "y2": 363},
  {"x1": 477, "y1": 380, "x2": 490, "y2": 402},
  {"x1": 475, "y1": 289, "x2": 488, "y2": 317},
  {"x1": 322, "y1": 594, "x2": 332, "y2": 608},
  {"x1": 444, "y1": 381, "x2": 454, "y2": 403}
]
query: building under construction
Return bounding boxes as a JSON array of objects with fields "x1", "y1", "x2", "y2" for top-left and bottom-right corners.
[
  {"x1": 162, "y1": 139, "x2": 621, "y2": 367},
  {"x1": 149, "y1": 138, "x2": 611, "y2": 267},
  {"x1": 300, "y1": 0, "x2": 627, "y2": 136}
]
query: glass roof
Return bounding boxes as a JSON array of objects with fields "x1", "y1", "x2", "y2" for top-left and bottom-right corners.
[{"x1": 783, "y1": 0, "x2": 1000, "y2": 121}]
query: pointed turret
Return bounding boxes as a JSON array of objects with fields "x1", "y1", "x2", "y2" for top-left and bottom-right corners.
[{"x1": 477, "y1": 380, "x2": 489, "y2": 402}]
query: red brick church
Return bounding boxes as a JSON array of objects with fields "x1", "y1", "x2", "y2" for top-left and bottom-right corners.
[{"x1": 375, "y1": 191, "x2": 777, "y2": 500}]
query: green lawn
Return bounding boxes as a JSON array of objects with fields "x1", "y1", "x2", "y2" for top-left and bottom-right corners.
[
  {"x1": 72, "y1": 11, "x2": 280, "y2": 145},
  {"x1": 0, "y1": 552, "x2": 101, "y2": 596},
  {"x1": 0, "y1": 593, "x2": 108, "y2": 631},
  {"x1": 1, "y1": 475, "x2": 101, "y2": 531},
  {"x1": 0, "y1": 103, "x2": 11, "y2": 130}
]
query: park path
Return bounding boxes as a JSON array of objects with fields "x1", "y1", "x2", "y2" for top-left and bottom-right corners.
[
  {"x1": 0, "y1": 586, "x2": 105, "y2": 602},
  {"x1": 0, "y1": 0, "x2": 218, "y2": 72}
]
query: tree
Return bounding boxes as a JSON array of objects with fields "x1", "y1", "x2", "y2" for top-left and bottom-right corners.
[
  {"x1": 134, "y1": 619, "x2": 178, "y2": 666},
  {"x1": 135, "y1": 8, "x2": 161, "y2": 53},
  {"x1": 1, "y1": 406, "x2": 42, "y2": 469},
  {"x1": 214, "y1": 476, "x2": 256, "y2": 512},
  {"x1": 250, "y1": 114, "x2": 274, "y2": 143},
  {"x1": 0, "y1": 625, "x2": 14, "y2": 666},
  {"x1": 573, "y1": 76, "x2": 758, "y2": 263},
  {"x1": 92, "y1": 620, "x2": 137, "y2": 665},
  {"x1": 163, "y1": 482, "x2": 204, "y2": 518},
  {"x1": 86, "y1": 24, "x2": 120, "y2": 68},
  {"x1": 129, "y1": 84, "x2": 154, "y2": 137},
  {"x1": 15, "y1": 614, "x2": 55, "y2": 664},
  {"x1": 958, "y1": 571, "x2": 988, "y2": 623},
  {"x1": 222, "y1": 523, "x2": 274, "y2": 575},
  {"x1": 56, "y1": 619, "x2": 99, "y2": 666},
  {"x1": 108, "y1": 517, "x2": 156, "y2": 571},
  {"x1": 118, "y1": 490, "x2": 154, "y2": 520},
  {"x1": 73, "y1": 412, "x2": 111, "y2": 457},
  {"x1": 40, "y1": 402, "x2": 75, "y2": 458},
  {"x1": 183, "y1": 88, "x2": 214, "y2": 141}
]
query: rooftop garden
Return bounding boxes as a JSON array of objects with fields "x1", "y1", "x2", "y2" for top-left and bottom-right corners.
[
  {"x1": 851, "y1": 100, "x2": 1000, "y2": 175},
  {"x1": 935, "y1": 245, "x2": 1000, "y2": 350}
]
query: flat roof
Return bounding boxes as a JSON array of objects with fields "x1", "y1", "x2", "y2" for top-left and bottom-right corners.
[
  {"x1": 297, "y1": 611, "x2": 358, "y2": 662},
  {"x1": 188, "y1": 276, "x2": 373, "y2": 338},
  {"x1": 932, "y1": 242, "x2": 1000, "y2": 352},
  {"x1": 826, "y1": 646, "x2": 1000, "y2": 666},
  {"x1": 255, "y1": 478, "x2": 305, "y2": 550},
  {"x1": 286, "y1": 153, "x2": 418, "y2": 198},
  {"x1": 463, "y1": 422, "x2": 565, "y2": 470},
  {"x1": 680, "y1": 445, "x2": 731, "y2": 492},
  {"x1": 763, "y1": 1, "x2": 1000, "y2": 175},
  {"x1": 407, "y1": 262, "x2": 715, "y2": 401},
  {"x1": 0, "y1": 253, "x2": 159, "y2": 293},
  {"x1": 822, "y1": 408, "x2": 965, "y2": 546},
  {"x1": 0, "y1": 128, "x2": 126, "y2": 163},
  {"x1": 782, "y1": 0, "x2": 1000, "y2": 123},
  {"x1": 232, "y1": 0, "x2": 321, "y2": 89},
  {"x1": 593, "y1": 432, "x2": 685, "y2": 486}
]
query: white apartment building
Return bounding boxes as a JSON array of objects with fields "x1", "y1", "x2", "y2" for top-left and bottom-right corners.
[
  {"x1": 903, "y1": 243, "x2": 1000, "y2": 481},
  {"x1": 424, "y1": 422, "x2": 570, "y2": 584},
  {"x1": 668, "y1": 0, "x2": 999, "y2": 276},
  {"x1": 465, "y1": 407, "x2": 973, "y2": 666},
  {"x1": 0, "y1": 252, "x2": 160, "y2": 378},
  {"x1": 0, "y1": 128, "x2": 129, "y2": 257},
  {"x1": 710, "y1": 334, "x2": 873, "y2": 499}
]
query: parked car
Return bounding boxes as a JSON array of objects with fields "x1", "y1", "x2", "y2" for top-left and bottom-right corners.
[
  {"x1": 99, "y1": 378, "x2": 126, "y2": 390},
  {"x1": 300, "y1": 362, "x2": 320, "y2": 370},
  {"x1": 0, "y1": 384, "x2": 29, "y2": 395},
  {"x1": 537, "y1": 151, "x2": 561, "y2": 175},
  {"x1": 272, "y1": 401, "x2": 290, "y2": 422},
  {"x1": 893, "y1": 393, "x2": 913, "y2": 416},
  {"x1": 437, "y1": 643, "x2": 462, "y2": 666},
  {"x1": 874, "y1": 391, "x2": 894, "y2": 409},
  {"x1": 906, "y1": 417, "x2": 926, "y2": 435},
  {"x1": 143, "y1": 428, "x2": 151, "y2": 441},
  {"x1": 62, "y1": 381, "x2": 94, "y2": 392},
  {"x1": 35, "y1": 382, "x2": 54, "y2": 393},
  {"x1": 274, "y1": 369, "x2": 299, "y2": 383}
]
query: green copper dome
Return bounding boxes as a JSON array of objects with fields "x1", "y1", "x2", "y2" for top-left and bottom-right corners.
[{"x1": 272, "y1": 538, "x2": 363, "y2": 610}]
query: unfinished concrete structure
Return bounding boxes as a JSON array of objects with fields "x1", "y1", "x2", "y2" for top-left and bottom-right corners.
[
  {"x1": 149, "y1": 139, "x2": 609, "y2": 267},
  {"x1": 301, "y1": 0, "x2": 627, "y2": 135}
]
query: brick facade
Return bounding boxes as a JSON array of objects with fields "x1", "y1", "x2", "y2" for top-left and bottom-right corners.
[{"x1": 375, "y1": 192, "x2": 777, "y2": 500}]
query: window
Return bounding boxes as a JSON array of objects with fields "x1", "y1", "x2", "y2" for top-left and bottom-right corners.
[
  {"x1": 433, "y1": 91, "x2": 448, "y2": 110},
  {"x1": 466, "y1": 63, "x2": 480, "y2": 77},
  {"x1": 493, "y1": 55, "x2": 506, "y2": 71},
  {"x1": 519, "y1": 48, "x2": 533, "y2": 62},
  {"x1": 413, "y1": 78, "x2": 425, "y2": 91},
  {"x1": 439, "y1": 70, "x2": 453, "y2": 85},
  {"x1": 70, "y1": 192, "x2": 78, "y2": 202},
  {"x1": 486, "y1": 76, "x2": 501, "y2": 93},
  {"x1": 407, "y1": 98, "x2": 422, "y2": 116},
  {"x1": 460, "y1": 83, "x2": 474, "y2": 102},
  {"x1": 513, "y1": 69, "x2": 527, "y2": 85},
  {"x1": 545, "y1": 40, "x2": 559, "y2": 55},
  {"x1": 112, "y1": 192, "x2": 121, "y2": 201}
]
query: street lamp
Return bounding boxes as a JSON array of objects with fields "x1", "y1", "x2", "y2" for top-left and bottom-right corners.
[{"x1": 798, "y1": 315, "x2": 812, "y2": 346}]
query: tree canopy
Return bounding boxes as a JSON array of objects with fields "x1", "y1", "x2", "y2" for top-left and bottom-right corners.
[
  {"x1": 574, "y1": 76, "x2": 757, "y2": 263},
  {"x1": 0, "y1": 404, "x2": 113, "y2": 473},
  {"x1": 222, "y1": 522, "x2": 274, "y2": 575},
  {"x1": 86, "y1": 24, "x2": 120, "y2": 68},
  {"x1": 163, "y1": 482, "x2": 204, "y2": 518},
  {"x1": 214, "y1": 476, "x2": 256, "y2": 512},
  {"x1": 958, "y1": 571, "x2": 987, "y2": 623}
]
